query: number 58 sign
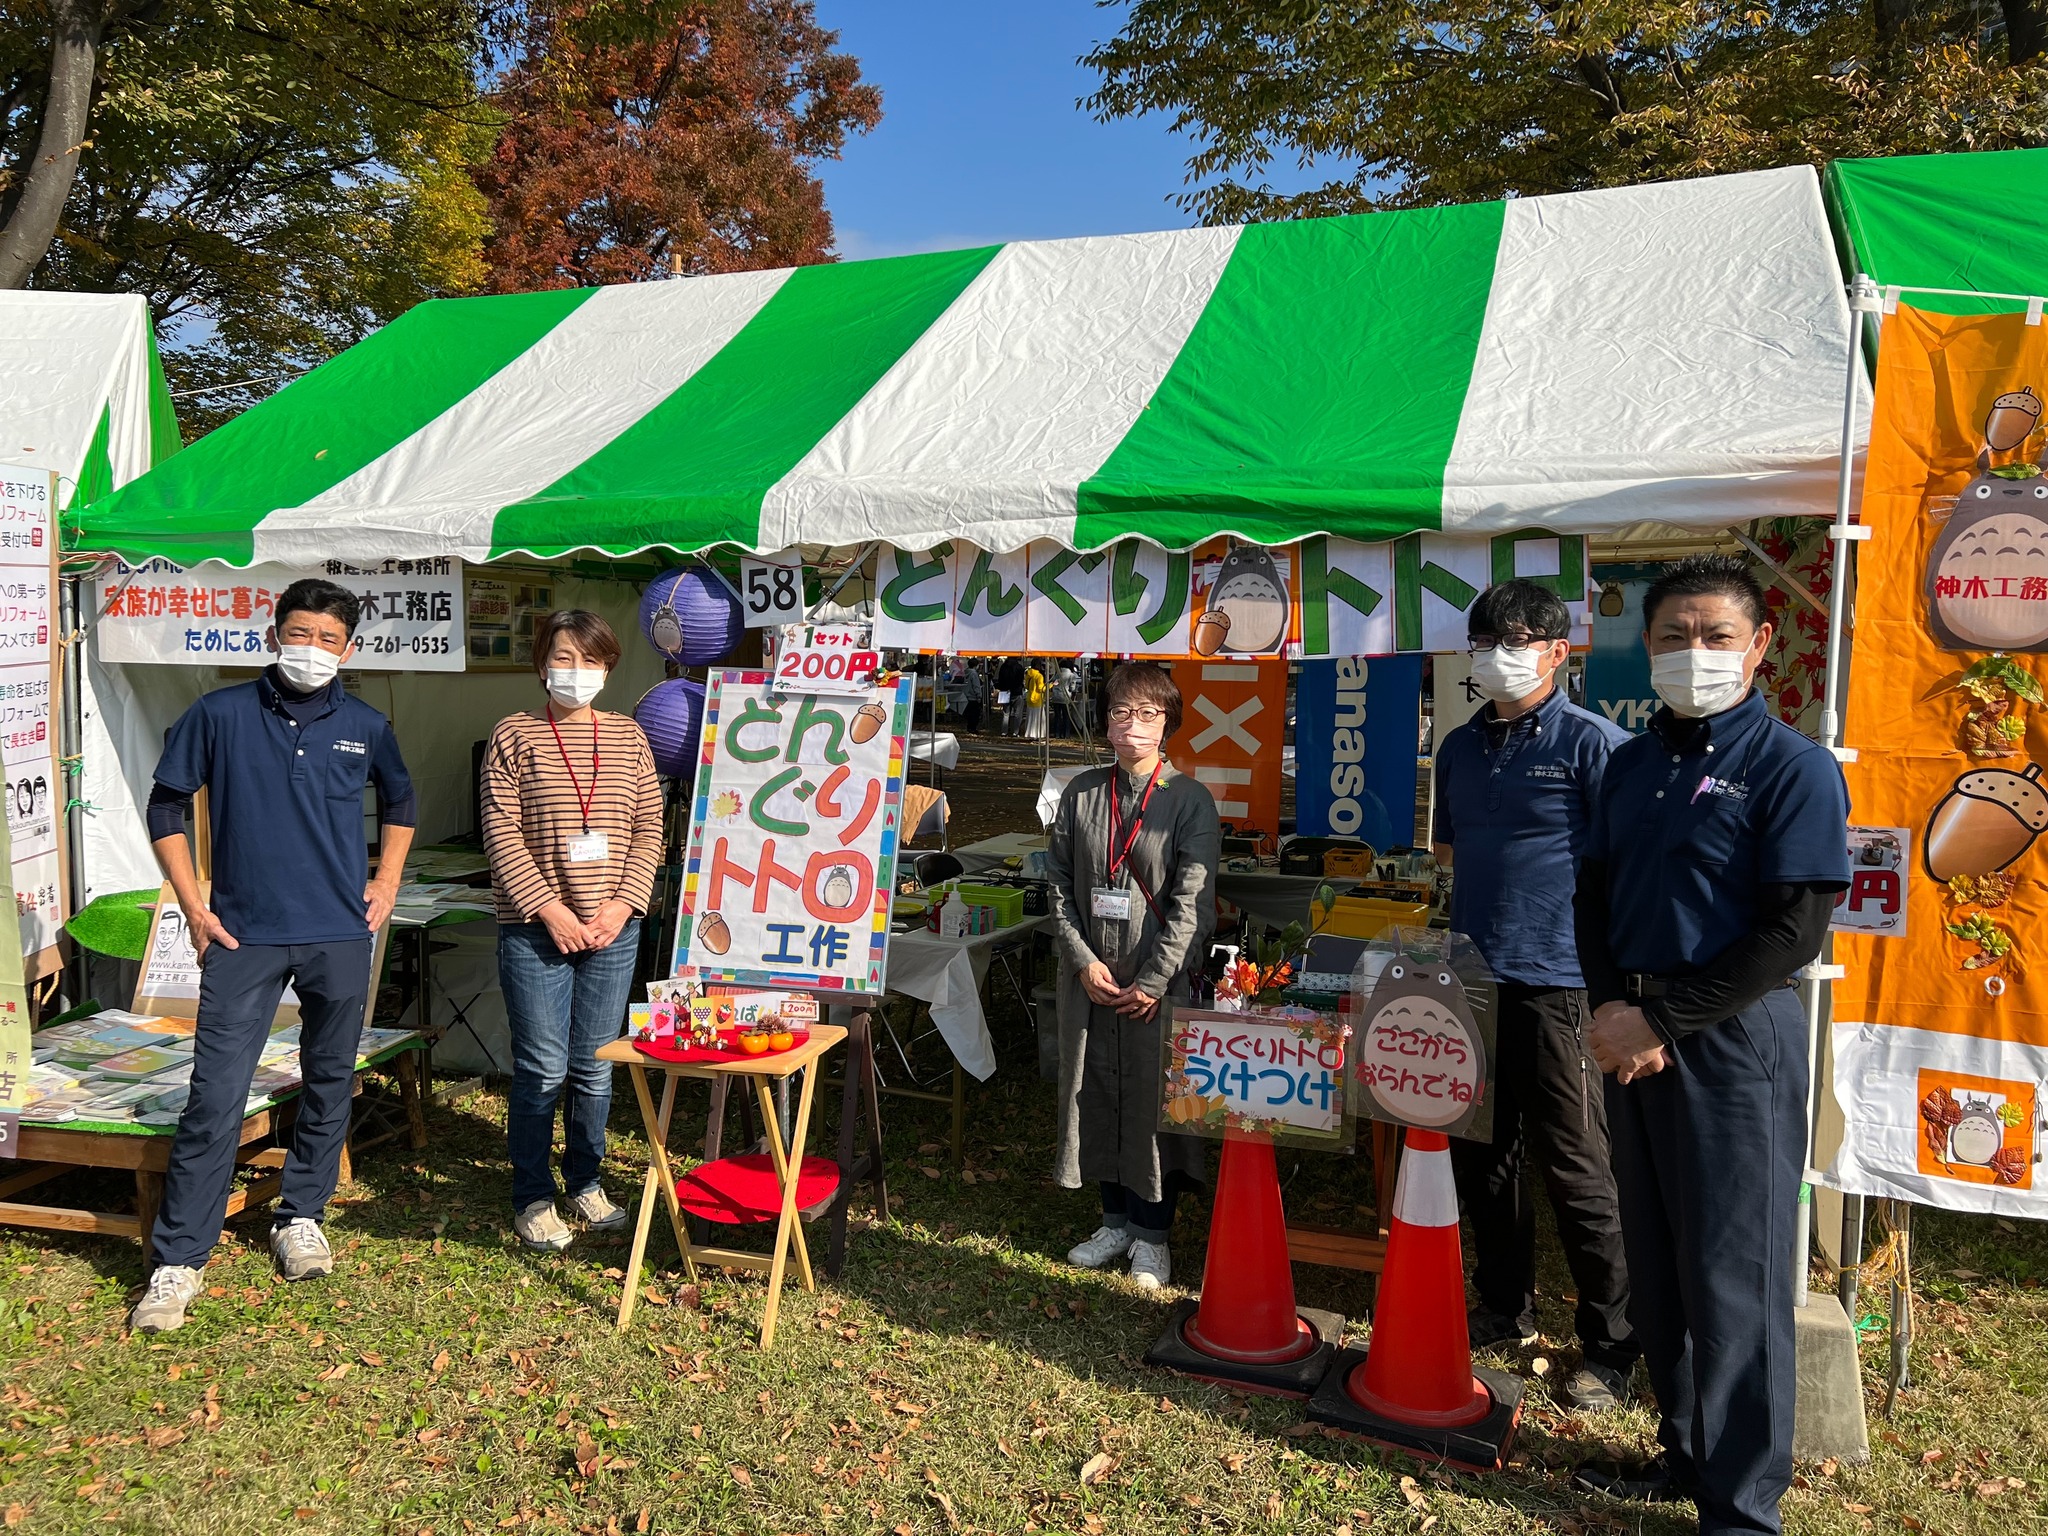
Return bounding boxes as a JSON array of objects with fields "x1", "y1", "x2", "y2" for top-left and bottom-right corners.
[{"x1": 740, "y1": 553, "x2": 806, "y2": 628}]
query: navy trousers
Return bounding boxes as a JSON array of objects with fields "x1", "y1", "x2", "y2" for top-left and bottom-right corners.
[
  {"x1": 1604, "y1": 987, "x2": 1807, "y2": 1536},
  {"x1": 150, "y1": 939, "x2": 374, "y2": 1270}
]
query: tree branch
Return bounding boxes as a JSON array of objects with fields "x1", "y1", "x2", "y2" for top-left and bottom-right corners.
[
  {"x1": 2004, "y1": 0, "x2": 2048, "y2": 65},
  {"x1": 0, "y1": 0, "x2": 104, "y2": 288}
]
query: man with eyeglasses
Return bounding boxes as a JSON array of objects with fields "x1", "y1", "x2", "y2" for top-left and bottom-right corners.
[{"x1": 1431, "y1": 579, "x2": 1639, "y2": 1411}]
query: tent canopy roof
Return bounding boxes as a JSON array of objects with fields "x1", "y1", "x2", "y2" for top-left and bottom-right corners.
[
  {"x1": 1, "y1": 292, "x2": 179, "y2": 508},
  {"x1": 70, "y1": 167, "x2": 1852, "y2": 568},
  {"x1": 1827, "y1": 148, "x2": 2048, "y2": 312}
]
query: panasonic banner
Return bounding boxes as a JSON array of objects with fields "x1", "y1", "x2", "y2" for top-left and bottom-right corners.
[{"x1": 1293, "y1": 655, "x2": 1423, "y2": 848}]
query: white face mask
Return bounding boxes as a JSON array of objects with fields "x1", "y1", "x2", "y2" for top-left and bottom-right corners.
[
  {"x1": 1468, "y1": 643, "x2": 1550, "y2": 704},
  {"x1": 546, "y1": 667, "x2": 606, "y2": 710},
  {"x1": 276, "y1": 644, "x2": 341, "y2": 692},
  {"x1": 1650, "y1": 646, "x2": 1752, "y2": 718}
]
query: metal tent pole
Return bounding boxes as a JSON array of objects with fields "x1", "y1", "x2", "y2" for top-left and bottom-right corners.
[
  {"x1": 59, "y1": 574, "x2": 88, "y2": 1007},
  {"x1": 1794, "y1": 273, "x2": 1881, "y2": 1304}
]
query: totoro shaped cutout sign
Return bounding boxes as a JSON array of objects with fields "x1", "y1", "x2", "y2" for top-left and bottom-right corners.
[
  {"x1": 1350, "y1": 927, "x2": 1497, "y2": 1142},
  {"x1": 1926, "y1": 385, "x2": 2048, "y2": 653}
]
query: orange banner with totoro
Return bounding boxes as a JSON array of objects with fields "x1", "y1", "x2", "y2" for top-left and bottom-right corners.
[{"x1": 1827, "y1": 305, "x2": 2048, "y2": 1216}]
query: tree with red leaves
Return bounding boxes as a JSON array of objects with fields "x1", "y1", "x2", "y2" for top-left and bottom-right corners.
[{"x1": 477, "y1": 0, "x2": 880, "y2": 291}]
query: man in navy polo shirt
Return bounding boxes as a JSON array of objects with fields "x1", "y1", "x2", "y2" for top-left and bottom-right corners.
[
  {"x1": 130, "y1": 579, "x2": 415, "y2": 1334},
  {"x1": 1573, "y1": 555, "x2": 1849, "y2": 1536},
  {"x1": 1432, "y1": 579, "x2": 1638, "y2": 1412}
]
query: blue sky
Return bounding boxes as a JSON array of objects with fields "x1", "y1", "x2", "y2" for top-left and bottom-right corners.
[{"x1": 812, "y1": 1, "x2": 1337, "y2": 259}]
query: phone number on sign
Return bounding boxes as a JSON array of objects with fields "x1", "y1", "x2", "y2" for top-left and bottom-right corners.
[{"x1": 361, "y1": 635, "x2": 452, "y2": 656}]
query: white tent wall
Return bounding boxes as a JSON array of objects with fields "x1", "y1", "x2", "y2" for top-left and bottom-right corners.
[{"x1": 78, "y1": 568, "x2": 666, "y2": 903}]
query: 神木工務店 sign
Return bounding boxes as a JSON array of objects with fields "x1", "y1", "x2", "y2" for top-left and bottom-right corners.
[
  {"x1": 672, "y1": 671, "x2": 914, "y2": 992},
  {"x1": 97, "y1": 558, "x2": 465, "y2": 671}
]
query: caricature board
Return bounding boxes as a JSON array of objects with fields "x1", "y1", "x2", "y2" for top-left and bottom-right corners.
[
  {"x1": 134, "y1": 881, "x2": 388, "y2": 1032},
  {"x1": 671, "y1": 671, "x2": 915, "y2": 992},
  {"x1": 1348, "y1": 926, "x2": 1497, "y2": 1142},
  {"x1": 1159, "y1": 1005, "x2": 1351, "y2": 1149}
]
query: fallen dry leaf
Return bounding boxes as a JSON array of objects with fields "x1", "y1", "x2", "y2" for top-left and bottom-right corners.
[
  {"x1": 1220, "y1": 1453, "x2": 1246, "y2": 1474},
  {"x1": 919, "y1": 1166, "x2": 941, "y2": 1180},
  {"x1": 3, "y1": 1507, "x2": 23, "y2": 1528},
  {"x1": 575, "y1": 1431, "x2": 602, "y2": 1479},
  {"x1": 145, "y1": 1426, "x2": 185, "y2": 1450},
  {"x1": 1398, "y1": 1476, "x2": 1426, "y2": 1509},
  {"x1": 1079, "y1": 1452, "x2": 1116, "y2": 1486},
  {"x1": 1264, "y1": 1493, "x2": 1284, "y2": 1519},
  {"x1": 729, "y1": 1464, "x2": 754, "y2": 1489},
  {"x1": 1921, "y1": 1449, "x2": 1945, "y2": 1465},
  {"x1": 359, "y1": 1352, "x2": 385, "y2": 1368},
  {"x1": 431, "y1": 1350, "x2": 450, "y2": 1375}
]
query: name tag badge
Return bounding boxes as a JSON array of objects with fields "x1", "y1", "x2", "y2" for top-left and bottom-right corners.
[
  {"x1": 567, "y1": 832, "x2": 610, "y2": 864},
  {"x1": 1091, "y1": 886, "x2": 1132, "y2": 921}
]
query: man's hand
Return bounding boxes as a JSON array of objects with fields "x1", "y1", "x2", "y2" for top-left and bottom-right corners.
[
  {"x1": 584, "y1": 898, "x2": 634, "y2": 951},
  {"x1": 537, "y1": 900, "x2": 588, "y2": 955},
  {"x1": 189, "y1": 907, "x2": 239, "y2": 962},
  {"x1": 364, "y1": 877, "x2": 402, "y2": 933},
  {"x1": 1588, "y1": 1001, "x2": 1669, "y2": 1084},
  {"x1": 1079, "y1": 960, "x2": 1122, "y2": 1007},
  {"x1": 1115, "y1": 984, "x2": 1160, "y2": 1020}
]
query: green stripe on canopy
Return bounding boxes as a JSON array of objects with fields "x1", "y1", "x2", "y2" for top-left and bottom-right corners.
[
  {"x1": 74, "y1": 287, "x2": 595, "y2": 564},
  {"x1": 490, "y1": 246, "x2": 1001, "y2": 558},
  {"x1": 1828, "y1": 149, "x2": 2048, "y2": 314},
  {"x1": 1073, "y1": 199, "x2": 1505, "y2": 549}
]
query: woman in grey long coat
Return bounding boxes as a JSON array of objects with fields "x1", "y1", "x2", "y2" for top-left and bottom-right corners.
[{"x1": 1047, "y1": 662, "x2": 1219, "y2": 1289}]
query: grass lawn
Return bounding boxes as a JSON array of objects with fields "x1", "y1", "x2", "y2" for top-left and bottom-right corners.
[{"x1": 2, "y1": 1001, "x2": 2045, "y2": 1535}]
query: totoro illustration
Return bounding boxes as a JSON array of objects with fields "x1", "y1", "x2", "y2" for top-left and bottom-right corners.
[
  {"x1": 1948, "y1": 1095, "x2": 2004, "y2": 1166},
  {"x1": 647, "y1": 595, "x2": 685, "y2": 659},
  {"x1": 820, "y1": 864, "x2": 856, "y2": 909},
  {"x1": 1358, "y1": 955, "x2": 1487, "y2": 1137},
  {"x1": 1926, "y1": 386, "x2": 2048, "y2": 652},
  {"x1": 1195, "y1": 544, "x2": 1289, "y2": 655}
]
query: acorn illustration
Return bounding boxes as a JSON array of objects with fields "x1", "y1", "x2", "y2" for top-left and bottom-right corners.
[
  {"x1": 851, "y1": 700, "x2": 887, "y2": 744},
  {"x1": 1949, "y1": 1096, "x2": 2004, "y2": 1166},
  {"x1": 821, "y1": 864, "x2": 855, "y2": 908},
  {"x1": 1191, "y1": 608, "x2": 1231, "y2": 656},
  {"x1": 1986, "y1": 387, "x2": 2043, "y2": 454},
  {"x1": 1205, "y1": 545, "x2": 1289, "y2": 653},
  {"x1": 696, "y1": 910, "x2": 731, "y2": 956},
  {"x1": 1923, "y1": 762, "x2": 2048, "y2": 880}
]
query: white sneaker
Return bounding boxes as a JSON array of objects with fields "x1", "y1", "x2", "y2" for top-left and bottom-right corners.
[
  {"x1": 1129, "y1": 1239, "x2": 1171, "y2": 1290},
  {"x1": 1067, "y1": 1224, "x2": 1136, "y2": 1268},
  {"x1": 130, "y1": 1265, "x2": 204, "y2": 1333},
  {"x1": 567, "y1": 1186, "x2": 628, "y2": 1232},
  {"x1": 270, "y1": 1218, "x2": 334, "y2": 1282},
  {"x1": 515, "y1": 1199, "x2": 574, "y2": 1252}
]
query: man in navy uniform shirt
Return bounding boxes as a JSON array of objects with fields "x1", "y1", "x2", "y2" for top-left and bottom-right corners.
[
  {"x1": 1433, "y1": 579, "x2": 1638, "y2": 1411},
  {"x1": 1573, "y1": 555, "x2": 1849, "y2": 1535},
  {"x1": 130, "y1": 579, "x2": 416, "y2": 1333}
]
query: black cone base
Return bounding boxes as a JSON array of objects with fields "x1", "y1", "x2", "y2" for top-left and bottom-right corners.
[
  {"x1": 1144, "y1": 1299, "x2": 1348, "y2": 1399},
  {"x1": 1305, "y1": 1350, "x2": 1524, "y2": 1471}
]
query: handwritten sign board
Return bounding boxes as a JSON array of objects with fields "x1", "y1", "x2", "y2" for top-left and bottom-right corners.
[
  {"x1": 672, "y1": 670, "x2": 914, "y2": 992},
  {"x1": 0, "y1": 789, "x2": 29, "y2": 1156},
  {"x1": 1350, "y1": 929, "x2": 1497, "y2": 1141},
  {"x1": 0, "y1": 464, "x2": 60, "y2": 974},
  {"x1": 774, "y1": 622, "x2": 879, "y2": 695},
  {"x1": 99, "y1": 557, "x2": 464, "y2": 671},
  {"x1": 1160, "y1": 1006, "x2": 1349, "y2": 1147}
]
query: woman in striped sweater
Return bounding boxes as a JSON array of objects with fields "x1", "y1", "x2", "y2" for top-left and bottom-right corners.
[{"x1": 481, "y1": 611, "x2": 664, "y2": 1252}]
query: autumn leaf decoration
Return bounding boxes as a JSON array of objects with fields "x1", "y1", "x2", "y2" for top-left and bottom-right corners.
[{"x1": 1947, "y1": 657, "x2": 2042, "y2": 759}]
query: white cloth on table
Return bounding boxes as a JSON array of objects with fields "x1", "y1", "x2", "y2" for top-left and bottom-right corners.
[
  {"x1": 908, "y1": 731, "x2": 961, "y2": 769},
  {"x1": 951, "y1": 831, "x2": 1051, "y2": 876},
  {"x1": 879, "y1": 917, "x2": 1046, "y2": 1081}
]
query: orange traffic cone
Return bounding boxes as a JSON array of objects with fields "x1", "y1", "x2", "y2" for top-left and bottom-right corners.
[
  {"x1": 1307, "y1": 1129, "x2": 1523, "y2": 1468},
  {"x1": 1146, "y1": 1129, "x2": 1344, "y2": 1398}
]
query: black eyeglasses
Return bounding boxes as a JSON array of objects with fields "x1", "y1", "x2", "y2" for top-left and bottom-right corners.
[{"x1": 1468, "y1": 632, "x2": 1565, "y2": 653}]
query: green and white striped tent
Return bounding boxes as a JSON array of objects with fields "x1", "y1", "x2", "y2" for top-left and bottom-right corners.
[
  {"x1": 2, "y1": 292, "x2": 180, "y2": 510},
  {"x1": 70, "y1": 165, "x2": 1852, "y2": 567}
]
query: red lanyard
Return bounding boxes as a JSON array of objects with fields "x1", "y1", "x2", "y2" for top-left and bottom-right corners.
[
  {"x1": 1107, "y1": 762, "x2": 1162, "y2": 883},
  {"x1": 546, "y1": 707, "x2": 600, "y2": 833}
]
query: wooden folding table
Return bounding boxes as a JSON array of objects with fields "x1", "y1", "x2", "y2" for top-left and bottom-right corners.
[{"x1": 599, "y1": 1023, "x2": 845, "y2": 1349}]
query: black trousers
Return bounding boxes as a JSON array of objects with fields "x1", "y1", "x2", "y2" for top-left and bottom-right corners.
[
  {"x1": 1449, "y1": 982, "x2": 1636, "y2": 1370},
  {"x1": 150, "y1": 939, "x2": 374, "y2": 1270},
  {"x1": 1606, "y1": 988, "x2": 1807, "y2": 1536}
]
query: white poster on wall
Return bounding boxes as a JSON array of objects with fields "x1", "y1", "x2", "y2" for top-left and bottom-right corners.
[
  {"x1": 0, "y1": 465, "x2": 60, "y2": 964},
  {"x1": 97, "y1": 558, "x2": 466, "y2": 671}
]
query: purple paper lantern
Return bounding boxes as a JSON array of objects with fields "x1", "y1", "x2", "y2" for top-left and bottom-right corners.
[
  {"x1": 635, "y1": 678, "x2": 707, "y2": 779},
  {"x1": 639, "y1": 563, "x2": 742, "y2": 665}
]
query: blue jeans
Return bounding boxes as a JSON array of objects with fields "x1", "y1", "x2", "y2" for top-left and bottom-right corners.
[{"x1": 498, "y1": 920, "x2": 641, "y2": 1210}]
